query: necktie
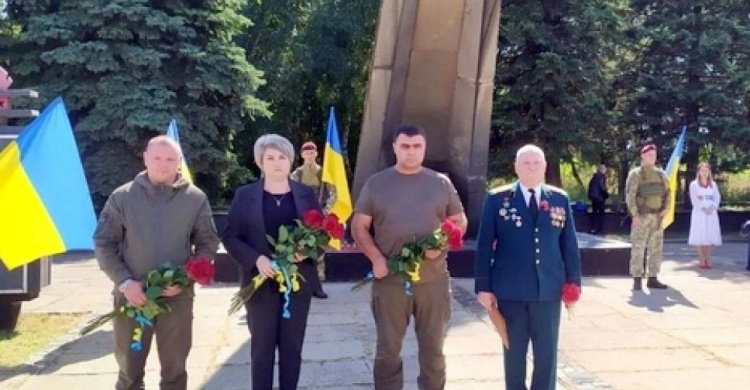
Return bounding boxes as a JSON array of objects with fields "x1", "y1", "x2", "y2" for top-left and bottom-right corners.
[{"x1": 528, "y1": 188, "x2": 539, "y2": 221}]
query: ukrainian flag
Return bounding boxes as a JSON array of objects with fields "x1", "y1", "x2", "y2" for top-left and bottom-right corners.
[
  {"x1": 166, "y1": 119, "x2": 192, "y2": 183},
  {"x1": 0, "y1": 97, "x2": 96, "y2": 270},
  {"x1": 661, "y1": 126, "x2": 687, "y2": 230},
  {"x1": 321, "y1": 107, "x2": 352, "y2": 249}
]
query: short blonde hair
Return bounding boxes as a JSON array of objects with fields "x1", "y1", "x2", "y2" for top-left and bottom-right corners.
[{"x1": 253, "y1": 134, "x2": 295, "y2": 169}]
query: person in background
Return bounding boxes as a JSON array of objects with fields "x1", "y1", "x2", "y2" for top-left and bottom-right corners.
[
  {"x1": 290, "y1": 141, "x2": 334, "y2": 298},
  {"x1": 688, "y1": 162, "x2": 722, "y2": 269},
  {"x1": 741, "y1": 220, "x2": 750, "y2": 271},
  {"x1": 587, "y1": 163, "x2": 609, "y2": 235},
  {"x1": 625, "y1": 144, "x2": 670, "y2": 291}
]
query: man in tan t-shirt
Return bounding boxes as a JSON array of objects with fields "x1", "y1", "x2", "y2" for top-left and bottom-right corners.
[{"x1": 352, "y1": 124, "x2": 467, "y2": 390}]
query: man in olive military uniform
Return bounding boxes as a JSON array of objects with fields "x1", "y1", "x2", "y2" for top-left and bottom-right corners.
[
  {"x1": 290, "y1": 141, "x2": 336, "y2": 298},
  {"x1": 626, "y1": 143, "x2": 670, "y2": 291},
  {"x1": 95, "y1": 136, "x2": 220, "y2": 390}
]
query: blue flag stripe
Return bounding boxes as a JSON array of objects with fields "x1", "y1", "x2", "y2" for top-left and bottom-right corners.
[
  {"x1": 326, "y1": 107, "x2": 342, "y2": 154},
  {"x1": 15, "y1": 97, "x2": 96, "y2": 249}
]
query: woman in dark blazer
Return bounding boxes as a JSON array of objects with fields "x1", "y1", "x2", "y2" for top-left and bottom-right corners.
[{"x1": 222, "y1": 134, "x2": 322, "y2": 390}]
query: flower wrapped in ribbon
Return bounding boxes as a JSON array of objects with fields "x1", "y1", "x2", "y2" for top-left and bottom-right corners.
[
  {"x1": 228, "y1": 210, "x2": 345, "y2": 316},
  {"x1": 561, "y1": 282, "x2": 581, "y2": 319},
  {"x1": 79, "y1": 256, "x2": 215, "y2": 351},
  {"x1": 352, "y1": 219, "x2": 464, "y2": 293}
]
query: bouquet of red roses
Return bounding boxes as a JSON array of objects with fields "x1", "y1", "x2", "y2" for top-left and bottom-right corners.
[
  {"x1": 80, "y1": 256, "x2": 215, "y2": 351},
  {"x1": 352, "y1": 220, "x2": 463, "y2": 293},
  {"x1": 228, "y1": 210, "x2": 344, "y2": 316}
]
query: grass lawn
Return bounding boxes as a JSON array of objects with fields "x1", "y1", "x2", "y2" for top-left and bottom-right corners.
[{"x1": 0, "y1": 313, "x2": 85, "y2": 368}]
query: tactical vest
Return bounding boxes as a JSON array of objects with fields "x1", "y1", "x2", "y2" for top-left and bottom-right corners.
[
  {"x1": 299, "y1": 164, "x2": 321, "y2": 189},
  {"x1": 636, "y1": 168, "x2": 666, "y2": 213}
]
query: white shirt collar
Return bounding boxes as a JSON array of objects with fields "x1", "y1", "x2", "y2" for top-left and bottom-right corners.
[{"x1": 519, "y1": 183, "x2": 542, "y2": 206}]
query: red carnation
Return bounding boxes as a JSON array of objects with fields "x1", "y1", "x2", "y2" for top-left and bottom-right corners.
[
  {"x1": 185, "y1": 256, "x2": 215, "y2": 286},
  {"x1": 561, "y1": 283, "x2": 580, "y2": 305},
  {"x1": 540, "y1": 200, "x2": 550, "y2": 212},
  {"x1": 303, "y1": 209, "x2": 325, "y2": 228}
]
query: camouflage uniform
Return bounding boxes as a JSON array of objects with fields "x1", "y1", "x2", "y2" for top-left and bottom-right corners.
[
  {"x1": 625, "y1": 165, "x2": 669, "y2": 277},
  {"x1": 291, "y1": 163, "x2": 337, "y2": 280}
]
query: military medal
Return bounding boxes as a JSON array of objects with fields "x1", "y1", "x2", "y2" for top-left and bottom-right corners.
[
  {"x1": 549, "y1": 206, "x2": 566, "y2": 228},
  {"x1": 516, "y1": 220, "x2": 522, "y2": 227},
  {"x1": 499, "y1": 208, "x2": 507, "y2": 217}
]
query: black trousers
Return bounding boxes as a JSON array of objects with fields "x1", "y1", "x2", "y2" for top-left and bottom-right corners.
[
  {"x1": 245, "y1": 262, "x2": 315, "y2": 390},
  {"x1": 590, "y1": 199, "x2": 606, "y2": 234}
]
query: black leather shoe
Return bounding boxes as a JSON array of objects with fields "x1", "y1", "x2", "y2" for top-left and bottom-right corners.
[
  {"x1": 313, "y1": 290, "x2": 329, "y2": 299},
  {"x1": 632, "y1": 277, "x2": 642, "y2": 291},
  {"x1": 647, "y1": 277, "x2": 668, "y2": 290}
]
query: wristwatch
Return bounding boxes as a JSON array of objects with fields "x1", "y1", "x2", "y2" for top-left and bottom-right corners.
[{"x1": 118, "y1": 278, "x2": 133, "y2": 294}]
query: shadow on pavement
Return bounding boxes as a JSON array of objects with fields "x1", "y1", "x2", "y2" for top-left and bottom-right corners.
[{"x1": 627, "y1": 286, "x2": 699, "y2": 313}]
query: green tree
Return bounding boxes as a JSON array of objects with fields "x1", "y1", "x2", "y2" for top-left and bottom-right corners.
[
  {"x1": 1, "y1": 0, "x2": 269, "y2": 206},
  {"x1": 237, "y1": 0, "x2": 378, "y2": 177},
  {"x1": 491, "y1": 0, "x2": 628, "y2": 187},
  {"x1": 627, "y1": 0, "x2": 750, "y2": 201}
]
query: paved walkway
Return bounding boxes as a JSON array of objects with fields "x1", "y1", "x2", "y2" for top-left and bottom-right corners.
[{"x1": 1, "y1": 243, "x2": 749, "y2": 389}]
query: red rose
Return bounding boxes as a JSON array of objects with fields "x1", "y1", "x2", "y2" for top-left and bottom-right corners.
[
  {"x1": 540, "y1": 200, "x2": 550, "y2": 212},
  {"x1": 303, "y1": 209, "x2": 325, "y2": 228},
  {"x1": 323, "y1": 214, "x2": 345, "y2": 239},
  {"x1": 561, "y1": 283, "x2": 580, "y2": 304},
  {"x1": 447, "y1": 229, "x2": 463, "y2": 250},
  {"x1": 329, "y1": 223, "x2": 345, "y2": 240},
  {"x1": 440, "y1": 220, "x2": 460, "y2": 235},
  {"x1": 185, "y1": 256, "x2": 215, "y2": 286}
]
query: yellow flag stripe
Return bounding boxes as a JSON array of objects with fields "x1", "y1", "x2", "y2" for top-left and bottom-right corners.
[
  {"x1": 322, "y1": 145, "x2": 352, "y2": 250},
  {"x1": 0, "y1": 142, "x2": 66, "y2": 269}
]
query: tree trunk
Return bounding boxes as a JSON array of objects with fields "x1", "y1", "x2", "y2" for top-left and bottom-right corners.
[
  {"x1": 546, "y1": 154, "x2": 563, "y2": 187},
  {"x1": 566, "y1": 152, "x2": 585, "y2": 189}
]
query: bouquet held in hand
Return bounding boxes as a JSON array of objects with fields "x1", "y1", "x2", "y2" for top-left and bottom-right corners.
[
  {"x1": 80, "y1": 256, "x2": 215, "y2": 351},
  {"x1": 228, "y1": 210, "x2": 344, "y2": 317},
  {"x1": 352, "y1": 219, "x2": 463, "y2": 293}
]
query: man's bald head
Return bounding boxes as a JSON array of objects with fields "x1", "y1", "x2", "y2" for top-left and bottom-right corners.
[
  {"x1": 146, "y1": 135, "x2": 182, "y2": 157},
  {"x1": 143, "y1": 136, "x2": 182, "y2": 185}
]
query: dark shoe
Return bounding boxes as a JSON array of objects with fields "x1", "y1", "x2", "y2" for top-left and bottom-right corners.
[
  {"x1": 647, "y1": 277, "x2": 668, "y2": 290},
  {"x1": 632, "y1": 277, "x2": 642, "y2": 291},
  {"x1": 313, "y1": 290, "x2": 329, "y2": 299}
]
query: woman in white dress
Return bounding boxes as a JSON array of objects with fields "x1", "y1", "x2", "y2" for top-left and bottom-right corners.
[{"x1": 688, "y1": 162, "x2": 722, "y2": 269}]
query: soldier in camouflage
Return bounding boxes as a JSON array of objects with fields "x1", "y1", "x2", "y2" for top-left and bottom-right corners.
[
  {"x1": 290, "y1": 141, "x2": 335, "y2": 299},
  {"x1": 625, "y1": 144, "x2": 670, "y2": 291}
]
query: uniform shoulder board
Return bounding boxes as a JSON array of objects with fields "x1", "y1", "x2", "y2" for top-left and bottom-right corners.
[
  {"x1": 488, "y1": 183, "x2": 514, "y2": 195},
  {"x1": 544, "y1": 184, "x2": 568, "y2": 196}
]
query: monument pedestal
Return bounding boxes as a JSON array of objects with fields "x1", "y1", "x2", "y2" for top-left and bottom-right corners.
[{"x1": 213, "y1": 233, "x2": 631, "y2": 283}]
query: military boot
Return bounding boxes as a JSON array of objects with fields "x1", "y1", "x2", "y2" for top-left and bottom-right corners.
[
  {"x1": 632, "y1": 277, "x2": 642, "y2": 291},
  {"x1": 647, "y1": 277, "x2": 668, "y2": 290}
]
